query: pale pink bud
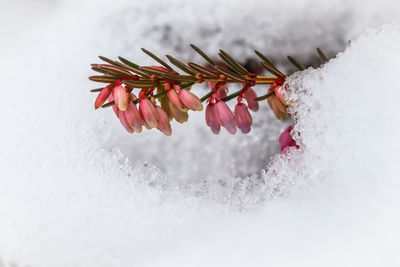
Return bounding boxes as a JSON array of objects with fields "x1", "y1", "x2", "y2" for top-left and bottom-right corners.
[
  {"x1": 155, "y1": 107, "x2": 172, "y2": 136},
  {"x1": 234, "y1": 103, "x2": 252, "y2": 134},
  {"x1": 205, "y1": 103, "x2": 221, "y2": 135},
  {"x1": 215, "y1": 101, "x2": 236, "y2": 134},
  {"x1": 94, "y1": 86, "x2": 113, "y2": 109},
  {"x1": 168, "y1": 101, "x2": 188, "y2": 123},
  {"x1": 179, "y1": 89, "x2": 203, "y2": 111},
  {"x1": 139, "y1": 98, "x2": 158, "y2": 128},
  {"x1": 125, "y1": 102, "x2": 143, "y2": 133},
  {"x1": 167, "y1": 89, "x2": 186, "y2": 111},
  {"x1": 113, "y1": 85, "x2": 129, "y2": 111},
  {"x1": 118, "y1": 109, "x2": 134, "y2": 133},
  {"x1": 243, "y1": 87, "x2": 259, "y2": 112}
]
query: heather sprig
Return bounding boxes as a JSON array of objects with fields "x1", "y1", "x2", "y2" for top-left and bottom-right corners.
[{"x1": 89, "y1": 45, "x2": 328, "y2": 135}]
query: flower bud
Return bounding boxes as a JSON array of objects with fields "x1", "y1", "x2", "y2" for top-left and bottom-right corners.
[
  {"x1": 94, "y1": 86, "x2": 112, "y2": 109},
  {"x1": 113, "y1": 84, "x2": 129, "y2": 111}
]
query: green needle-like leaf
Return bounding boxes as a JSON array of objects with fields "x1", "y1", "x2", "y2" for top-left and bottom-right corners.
[
  {"x1": 166, "y1": 55, "x2": 197, "y2": 75},
  {"x1": 260, "y1": 62, "x2": 284, "y2": 78},
  {"x1": 316, "y1": 48, "x2": 329, "y2": 63},
  {"x1": 287, "y1": 56, "x2": 305, "y2": 71},
  {"x1": 141, "y1": 48, "x2": 174, "y2": 70},
  {"x1": 113, "y1": 61, "x2": 150, "y2": 78},
  {"x1": 219, "y1": 50, "x2": 249, "y2": 76},
  {"x1": 254, "y1": 50, "x2": 275, "y2": 67},
  {"x1": 190, "y1": 44, "x2": 216, "y2": 66},
  {"x1": 123, "y1": 80, "x2": 157, "y2": 88},
  {"x1": 215, "y1": 66, "x2": 247, "y2": 83},
  {"x1": 118, "y1": 56, "x2": 140, "y2": 69},
  {"x1": 187, "y1": 62, "x2": 218, "y2": 78},
  {"x1": 89, "y1": 75, "x2": 117, "y2": 83}
]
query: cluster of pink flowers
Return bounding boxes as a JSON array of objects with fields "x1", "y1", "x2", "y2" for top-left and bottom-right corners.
[
  {"x1": 92, "y1": 64, "x2": 300, "y2": 157},
  {"x1": 94, "y1": 70, "x2": 204, "y2": 136},
  {"x1": 205, "y1": 82, "x2": 259, "y2": 134}
]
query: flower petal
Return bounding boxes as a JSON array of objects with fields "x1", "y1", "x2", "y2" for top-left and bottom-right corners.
[
  {"x1": 234, "y1": 103, "x2": 252, "y2": 134},
  {"x1": 215, "y1": 101, "x2": 236, "y2": 134},
  {"x1": 179, "y1": 90, "x2": 203, "y2": 111},
  {"x1": 205, "y1": 103, "x2": 221, "y2": 134},
  {"x1": 155, "y1": 107, "x2": 172, "y2": 136},
  {"x1": 125, "y1": 102, "x2": 143, "y2": 133},
  {"x1": 243, "y1": 87, "x2": 259, "y2": 112},
  {"x1": 139, "y1": 98, "x2": 158, "y2": 128},
  {"x1": 167, "y1": 89, "x2": 186, "y2": 111},
  {"x1": 118, "y1": 109, "x2": 134, "y2": 133},
  {"x1": 169, "y1": 101, "x2": 188, "y2": 123},
  {"x1": 94, "y1": 86, "x2": 113, "y2": 109}
]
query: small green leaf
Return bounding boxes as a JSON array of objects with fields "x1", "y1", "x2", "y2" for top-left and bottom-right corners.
[
  {"x1": 187, "y1": 62, "x2": 218, "y2": 78},
  {"x1": 190, "y1": 44, "x2": 216, "y2": 66},
  {"x1": 166, "y1": 55, "x2": 197, "y2": 75},
  {"x1": 118, "y1": 56, "x2": 140, "y2": 69},
  {"x1": 316, "y1": 48, "x2": 329, "y2": 63},
  {"x1": 219, "y1": 50, "x2": 249, "y2": 76},
  {"x1": 141, "y1": 48, "x2": 174, "y2": 70},
  {"x1": 287, "y1": 56, "x2": 305, "y2": 71},
  {"x1": 260, "y1": 62, "x2": 284, "y2": 78}
]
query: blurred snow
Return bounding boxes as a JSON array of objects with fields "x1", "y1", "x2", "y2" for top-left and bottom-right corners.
[{"x1": 0, "y1": 0, "x2": 400, "y2": 266}]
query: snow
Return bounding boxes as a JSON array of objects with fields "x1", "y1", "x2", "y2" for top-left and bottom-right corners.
[{"x1": 1, "y1": 0, "x2": 400, "y2": 266}]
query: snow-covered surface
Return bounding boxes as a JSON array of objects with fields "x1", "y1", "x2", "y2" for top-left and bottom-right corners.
[{"x1": 1, "y1": 0, "x2": 400, "y2": 266}]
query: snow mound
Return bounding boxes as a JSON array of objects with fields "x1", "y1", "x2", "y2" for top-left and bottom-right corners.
[{"x1": 1, "y1": 0, "x2": 400, "y2": 265}]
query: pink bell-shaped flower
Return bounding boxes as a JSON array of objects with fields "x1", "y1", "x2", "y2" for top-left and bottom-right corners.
[
  {"x1": 125, "y1": 102, "x2": 143, "y2": 133},
  {"x1": 215, "y1": 101, "x2": 236, "y2": 134},
  {"x1": 155, "y1": 107, "x2": 172, "y2": 136},
  {"x1": 139, "y1": 98, "x2": 158, "y2": 129},
  {"x1": 243, "y1": 87, "x2": 259, "y2": 112},
  {"x1": 234, "y1": 103, "x2": 252, "y2": 134},
  {"x1": 205, "y1": 103, "x2": 221, "y2": 135},
  {"x1": 118, "y1": 109, "x2": 134, "y2": 133}
]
